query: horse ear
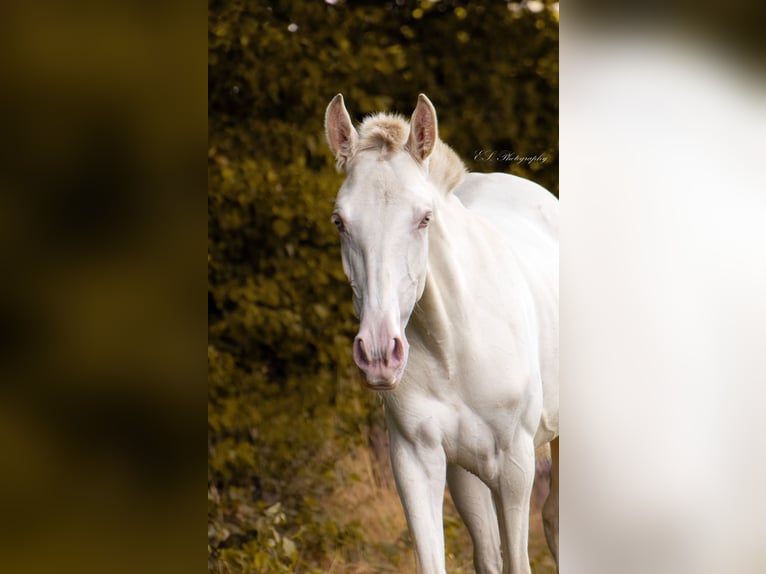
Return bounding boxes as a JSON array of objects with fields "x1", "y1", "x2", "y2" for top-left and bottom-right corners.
[
  {"x1": 325, "y1": 94, "x2": 358, "y2": 170},
  {"x1": 408, "y1": 93, "x2": 438, "y2": 162}
]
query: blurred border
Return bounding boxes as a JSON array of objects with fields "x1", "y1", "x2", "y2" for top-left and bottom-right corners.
[
  {"x1": 0, "y1": 2, "x2": 205, "y2": 573},
  {"x1": 561, "y1": 3, "x2": 766, "y2": 573}
]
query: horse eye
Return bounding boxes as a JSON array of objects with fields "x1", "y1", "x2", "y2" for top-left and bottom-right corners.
[
  {"x1": 419, "y1": 213, "x2": 432, "y2": 228},
  {"x1": 331, "y1": 214, "x2": 345, "y2": 232}
]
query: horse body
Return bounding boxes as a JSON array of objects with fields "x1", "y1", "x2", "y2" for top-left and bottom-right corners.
[
  {"x1": 325, "y1": 94, "x2": 558, "y2": 574},
  {"x1": 453, "y1": 172, "x2": 559, "y2": 447}
]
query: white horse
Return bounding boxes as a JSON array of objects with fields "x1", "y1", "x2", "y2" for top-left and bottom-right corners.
[{"x1": 325, "y1": 94, "x2": 559, "y2": 574}]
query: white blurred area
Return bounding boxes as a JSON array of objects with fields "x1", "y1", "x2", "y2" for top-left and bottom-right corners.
[{"x1": 560, "y1": 21, "x2": 766, "y2": 574}]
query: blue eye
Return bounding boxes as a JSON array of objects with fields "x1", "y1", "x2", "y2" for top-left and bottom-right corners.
[{"x1": 332, "y1": 214, "x2": 345, "y2": 232}]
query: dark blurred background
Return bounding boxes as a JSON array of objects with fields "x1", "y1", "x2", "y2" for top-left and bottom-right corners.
[
  {"x1": 207, "y1": 1, "x2": 558, "y2": 572},
  {"x1": 0, "y1": 1, "x2": 204, "y2": 573}
]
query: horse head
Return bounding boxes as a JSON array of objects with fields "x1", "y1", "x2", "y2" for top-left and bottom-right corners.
[{"x1": 325, "y1": 94, "x2": 440, "y2": 389}]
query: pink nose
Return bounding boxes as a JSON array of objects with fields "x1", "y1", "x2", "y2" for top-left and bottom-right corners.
[{"x1": 353, "y1": 333, "x2": 407, "y2": 388}]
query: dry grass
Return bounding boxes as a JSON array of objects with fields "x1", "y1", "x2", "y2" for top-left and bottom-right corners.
[{"x1": 320, "y1": 446, "x2": 556, "y2": 573}]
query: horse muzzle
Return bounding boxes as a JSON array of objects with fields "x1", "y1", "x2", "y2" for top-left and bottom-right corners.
[{"x1": 353, "y1": 330, "x2": 408, "y2": 390}]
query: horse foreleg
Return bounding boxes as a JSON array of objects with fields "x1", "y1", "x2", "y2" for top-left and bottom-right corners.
[
  {"x1": 447, "y1": 463, "x2": 502, "y2": 574},
  {"x1": 389, "y1": 427, "x2": 447, "y2": 574},
  {"x1": 542, "y1": 437, "x2": 559, "y2": 570},
  {"x1": 492, "y1": 437, "x2": 536, "y2": 574}
]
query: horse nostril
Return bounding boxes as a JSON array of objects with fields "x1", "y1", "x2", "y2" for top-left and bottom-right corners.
[
  {"x1": 353, "y1": 337, "x2": 370, "y2": 367},
  {"x1": 391, "y1": 337, "x2": 405, "y2": 364}
]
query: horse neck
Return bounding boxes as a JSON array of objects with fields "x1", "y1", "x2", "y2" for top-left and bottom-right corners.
[
  {"x1": 427, "y1": 139, "x2": 466, "y2": 195},
  {"x1": 407, "y1": 186, "x2": 473, "y2": 375}
]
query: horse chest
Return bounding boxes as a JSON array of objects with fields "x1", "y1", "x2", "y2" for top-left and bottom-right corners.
[{"x1": 385, "y1": 379, "x2": 534, "y2": 480}]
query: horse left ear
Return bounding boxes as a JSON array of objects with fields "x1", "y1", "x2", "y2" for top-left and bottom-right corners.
[{"x1": 408, "y1": 94, "x2": 438, "y2": 162}]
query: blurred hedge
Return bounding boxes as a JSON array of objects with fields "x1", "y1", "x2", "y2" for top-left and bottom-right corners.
[{"x1": 208, "y1": 1, "x2": 558, "y2": 571}]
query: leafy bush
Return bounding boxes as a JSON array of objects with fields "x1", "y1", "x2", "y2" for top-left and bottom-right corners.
[{"x1": 209, "y1": 1, "x2": 558, "y2": 571}]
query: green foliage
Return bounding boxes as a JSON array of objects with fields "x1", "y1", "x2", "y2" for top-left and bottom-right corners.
[{"x1": 209, "y1": 1, "x2": 558, "y2": 571}]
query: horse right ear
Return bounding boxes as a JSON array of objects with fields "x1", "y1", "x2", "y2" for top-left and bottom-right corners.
[{"x1": 325, "y1": 94, "x2": 358, "y2": 170}]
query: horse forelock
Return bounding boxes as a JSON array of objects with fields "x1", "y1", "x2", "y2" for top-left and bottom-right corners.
[
  {"x1": 354, "y1": 113, "x2": 466, "y2": 194},
  {"x1": 357, "y1": 113, "x2": 409, "y2": 154}
]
